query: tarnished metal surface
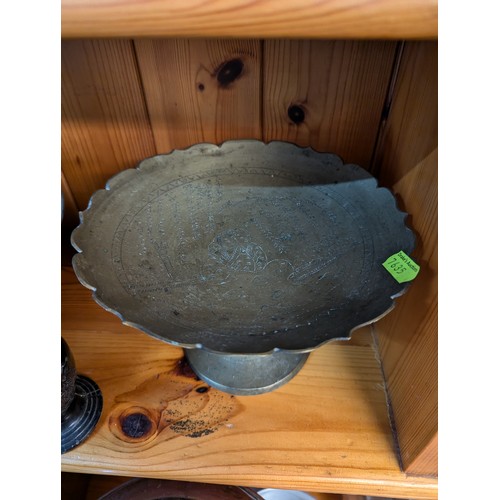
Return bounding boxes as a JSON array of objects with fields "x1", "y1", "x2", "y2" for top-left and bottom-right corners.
[
  {"x1": 72, "y1": 140, "x2": 415, "y2": 356},
  {"x1": 185, "y1": 349, "x2": 309, "y2": 395}
]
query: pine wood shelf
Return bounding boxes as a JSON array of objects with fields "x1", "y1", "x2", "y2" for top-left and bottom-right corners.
[
  {"x1": 61, "y1": 0, "x2": 437, "y2": 39},
  {"x1": 61, "y1": 266, "x2": 437, "y2": 499}
]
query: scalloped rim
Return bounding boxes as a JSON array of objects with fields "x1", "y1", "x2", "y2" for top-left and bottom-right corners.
[{"x1": 71, "y1": 140, "x2": 416, "y2": 356}]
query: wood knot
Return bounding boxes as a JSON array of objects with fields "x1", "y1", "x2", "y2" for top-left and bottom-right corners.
[
  {"x1": 216, "y1": 59, "x2": 244, "y2": 87},
  {"x1": 121, "y1": 412, "x2": 152, "y2": 438},
  {"x1": 110, "y1": 406, "x2": 159, "y2": 443},
  {"x1": 288, "y1": 104, "x2": 305, "y2": 124}
]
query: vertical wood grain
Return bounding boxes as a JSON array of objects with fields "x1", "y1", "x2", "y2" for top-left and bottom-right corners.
[
  {"x1": 61, "y1": 171, "x2": 80, "y2": 265},
  {"x1": 263, "y1": 40, "x2": 397, "y2": 167},
  {"x1": 61, "y1": 39, "x2": 157, "y2": 210},
  {"x1": 405, "y1": 433, "x2": 438, "y2": 476},
  {"x1": 134, "y1": 39, "x2": 262, "y2": 152},
  {"x1": 61, "y1": 171, "x2": 79, "y2": 230},
  {"x1": 373, "y1": 41, "x2": 438, "y2": 476}
]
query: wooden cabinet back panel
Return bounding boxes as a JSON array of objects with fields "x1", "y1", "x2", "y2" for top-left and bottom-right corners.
[
  {"x1": 61, "y1": 39, "x2": 437, "y2": 476},
  {"x1": 62, "y1": 38, "x2": 396, "y2": 225},
  {"x1": 372, "y1": 41, "x2": 438, "y2": 476}
]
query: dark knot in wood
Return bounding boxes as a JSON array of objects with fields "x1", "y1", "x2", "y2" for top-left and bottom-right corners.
[
  {"x1": 121, "y1": 412, "x2": 153, "y2": 438},
  {"x1": 217, "y1": 59, "x2": 244, "y2": 87},
  {"x1": 288, "y1": 104, "x2": 305, "y2": 124}
]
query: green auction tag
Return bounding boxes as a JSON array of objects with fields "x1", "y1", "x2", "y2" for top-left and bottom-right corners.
[{"x1": 382, "y1": 250, "x2": 420, "y2": 284}]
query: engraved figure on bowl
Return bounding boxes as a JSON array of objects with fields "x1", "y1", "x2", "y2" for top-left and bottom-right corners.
[{"x1": 111, "y1": 176, "x2": 366, "y2": 333}]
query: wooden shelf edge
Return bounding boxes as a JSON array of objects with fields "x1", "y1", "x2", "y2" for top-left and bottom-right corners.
[
  {"x1": 61, "y1": 266, "x2": 437, "y2": 499},
  {"x1": 61, "y1": 465, "x2": 438, "y2": 499},
  {"x1": 61, "y1": 0, "x2": 437, "y2": 39}
]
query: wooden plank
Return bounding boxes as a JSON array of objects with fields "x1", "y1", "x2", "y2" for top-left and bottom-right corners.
[
  {"x1": 61, "y1": 171, "x2": 80, "y2": 266},
  {"x1": 62, "y1": 39, "x2": 157, "y2": 211},
  {"x1": 80, "y1": 473, "x2": 360, "y2": 499},
  {"x1": 372, "y1": 41, "x2": 438, "y2": 476},
  {"x1": 61, "y1": 0, "x2": 437, "y2": 39},
  {"x1": 61, "y1": 267, "x2": 437, "y2": 499},
  {"x1": 61, "y1": 171, "x2": 79, "y2": 230},
  {"x1": 263, "y1": 40, "x2": 396, "y2": 167},
  {"x1": 405, "y1": 433, "x2": 438, "y2": 477},
  {"x1": 134, "y1": 39, "x2": 261, "y2": 153}
]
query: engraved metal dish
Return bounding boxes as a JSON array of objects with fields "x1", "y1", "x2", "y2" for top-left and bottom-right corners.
[{"x1": 71, "y1": 140, "x2": 415, "y2": 394}]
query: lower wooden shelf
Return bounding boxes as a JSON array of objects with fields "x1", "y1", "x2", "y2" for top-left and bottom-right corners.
[{"x1": 61, "y1": 266, "x2": 437, "y2": 499}]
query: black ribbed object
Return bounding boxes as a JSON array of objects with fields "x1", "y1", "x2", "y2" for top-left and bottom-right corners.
[{"x1": 61, "y1": 338, "x2": 103, "y2": 453}]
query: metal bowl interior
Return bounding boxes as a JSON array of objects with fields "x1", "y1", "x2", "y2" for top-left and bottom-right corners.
[{"x1": 71, "y1": 141, "x2": 414, "y2": 355}]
